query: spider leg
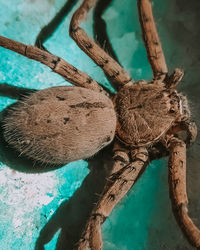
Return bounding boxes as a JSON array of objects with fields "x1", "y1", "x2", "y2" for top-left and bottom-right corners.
[
  {"x1": 0, "y1": 36, "x2": 108, "y2": 95},
  {"x1": 69, "y1": 0, "x2": 133, "y2": 91},
  {"x1": 75, "y1": 147, "x2": 149, "y2": 249},
  {"x1": 137, "y1": 0, "x2": 168, "y2": 82},
  {"x1": 35, "y1": 0, "x2": 78, "y2": 51},
  {"x1": 0, "y1": 83, "x2": 36, "y2": 99},
  {"x1": 168, "y1": 137, "x2": 200, "y2": 247}
]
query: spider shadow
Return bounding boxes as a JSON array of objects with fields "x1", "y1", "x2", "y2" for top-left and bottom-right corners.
[{"x1": 35, "y1": 147, "x2": 113, "y2": 250}]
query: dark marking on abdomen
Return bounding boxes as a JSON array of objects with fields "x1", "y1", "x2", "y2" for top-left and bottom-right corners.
[
  {"x1": 56, "y1": 96, "x2": 65, "y2": 101},
  {"x1": 63, "y1": 117, "x2": 70, "y2": 124},
  {"x1": 69, "y1": 102, "x2": 107, "y2": 109}
]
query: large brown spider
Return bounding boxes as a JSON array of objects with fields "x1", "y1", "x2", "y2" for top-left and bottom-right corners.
[{"x1": 0, "y1": 0, "x2": 199, "y2": 249}]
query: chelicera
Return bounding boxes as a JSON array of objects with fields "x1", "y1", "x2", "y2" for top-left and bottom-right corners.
[{"x1": 0, "y1": 0, "x2": 199, "y2": 249}]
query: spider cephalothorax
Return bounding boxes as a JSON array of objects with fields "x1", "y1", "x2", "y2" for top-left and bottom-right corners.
[
  {"x1": 0, "y1": 0, "x2": 199, "y2": 249},
  {"x1": 113, "y1": 81, "x2": 187, "y2": 147}
]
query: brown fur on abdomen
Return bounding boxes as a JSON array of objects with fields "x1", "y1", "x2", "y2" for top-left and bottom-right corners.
[{"x1": 3, "y1": 86, "x2": 116, "y2": 164}]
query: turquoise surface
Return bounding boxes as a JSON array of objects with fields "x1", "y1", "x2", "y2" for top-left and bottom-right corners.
[{"x1": 0, "y1": 0, "x2": 197, "y2": 249}]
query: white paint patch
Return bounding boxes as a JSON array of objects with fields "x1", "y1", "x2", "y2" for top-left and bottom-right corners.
[{"x1": 0, "y1": 166, "x2": 58, "y2": 237}]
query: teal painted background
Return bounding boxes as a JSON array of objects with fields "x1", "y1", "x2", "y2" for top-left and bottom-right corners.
[{"x1": 0, "y1": 0, "x2": 199, "y2": 249}]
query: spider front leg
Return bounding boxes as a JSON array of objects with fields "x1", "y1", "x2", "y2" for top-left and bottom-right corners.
[
  {"x1": 138, "y1": 0, "x2": 186, "y2": 88},
  {"x1": 138, "y1": 0, "x2": 168, "y2": 82},
  {"x1": 168, "y1": 137, "x2": 200, "y2": 247},
  {"x1": 70, "y1": 0, "x2": 132, "y2": 90},
  {"x1": 76, "y1": 146, "x2": 149, "y2": 250}
]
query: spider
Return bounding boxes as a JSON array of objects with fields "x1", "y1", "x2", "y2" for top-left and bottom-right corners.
[{"x1": 0, "y1": 0, "x2": 199, "y2": 249}]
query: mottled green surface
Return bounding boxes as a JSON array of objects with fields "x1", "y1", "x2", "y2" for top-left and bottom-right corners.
[{"x1": 0, "y1": 0, "x2": 199, "y2": 249}]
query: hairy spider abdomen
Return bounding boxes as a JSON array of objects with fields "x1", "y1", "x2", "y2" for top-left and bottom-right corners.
[
  {"x1": 3, "y1": 86, "x2": 116, "y2": 164},
  {"x1": 113, "y1": 81, "x2": 182, "y2": 147}
]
